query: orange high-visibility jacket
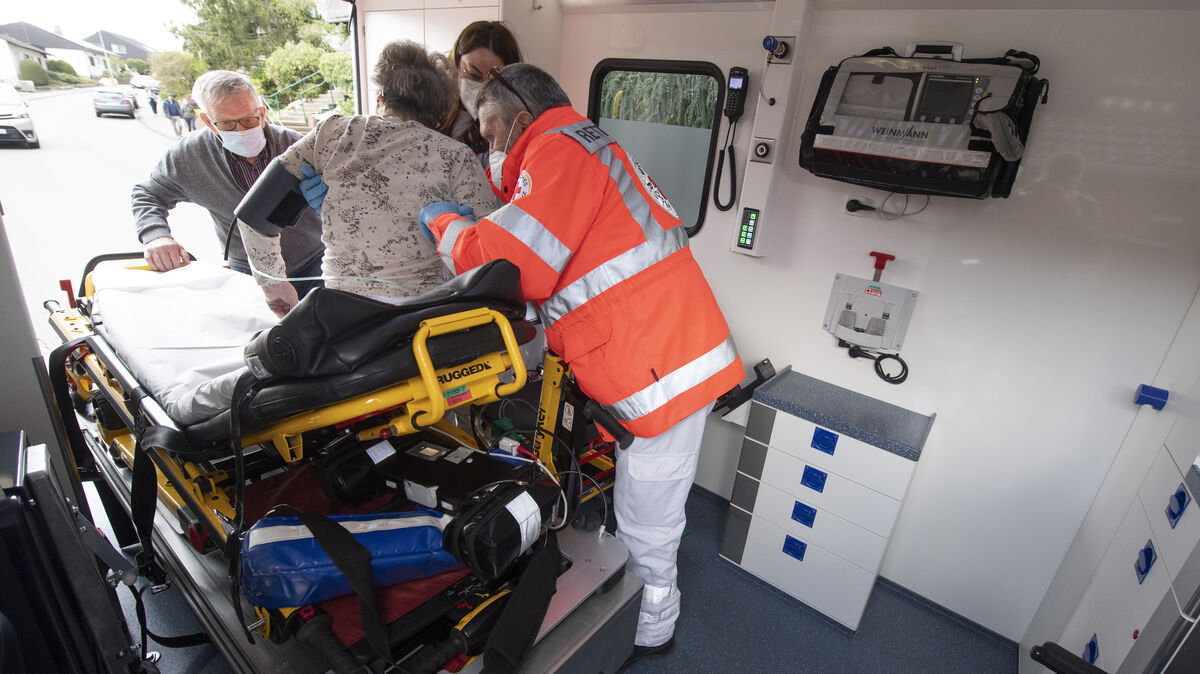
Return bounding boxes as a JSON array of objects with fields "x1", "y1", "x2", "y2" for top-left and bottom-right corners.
[{"x1": 431, "y1": 106, "x2": 742, "y2": 438}]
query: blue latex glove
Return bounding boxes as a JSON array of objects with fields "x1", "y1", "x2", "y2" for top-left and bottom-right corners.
[
  {"x1": 299, "y1": 165, "x2": 327, "y2": 214},
  {"x1": 418, "y1": 201, "x2": 471, "y2": 241}
]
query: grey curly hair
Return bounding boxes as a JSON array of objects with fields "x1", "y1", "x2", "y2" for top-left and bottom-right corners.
[{"x1": 373, "y1": 41, "x2": 456, "y2": 129}]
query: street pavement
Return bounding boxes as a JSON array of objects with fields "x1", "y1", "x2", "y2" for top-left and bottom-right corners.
[{"x1": 0, "y1": 86, "x2": 219, "y2": 351}]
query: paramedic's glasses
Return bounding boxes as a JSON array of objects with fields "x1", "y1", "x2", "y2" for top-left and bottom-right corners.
[
  {"x1": 211, "y1": 115, "x2": 262, "y2": 132},
  {"x1": 488, "y1": 67, "x2": 533, "y2": 113}
]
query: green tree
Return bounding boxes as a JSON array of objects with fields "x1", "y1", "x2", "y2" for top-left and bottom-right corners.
[
  {"x1": 150, "y1": 51, "x2": 199, "y2": 98},
  {"x1": 256, "y1": 41, "x2": 326, "y2": 105},
  {"x1": 126, "y1": 58, "x2": 151, "y2": 75},
  {"x1": 318, "y1": 52, "x2": 352, "y2": 91},
  {"x1": 18, "y1": 60, "x2": 48, "y2": 86},
  {"x1": 174, "y1": 0, "x2": 319, "y2": 72},
  {"x1": 299, "y1": 21, "x2": 341, "y2": 49},
  {"x1": 46, "y1": 60, "x2": 78, "y2": 76}
]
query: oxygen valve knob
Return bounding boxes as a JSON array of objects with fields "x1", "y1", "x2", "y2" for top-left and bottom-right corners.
[{"x1": 763, "y1": 36, "x2": 789, "y2": 59}]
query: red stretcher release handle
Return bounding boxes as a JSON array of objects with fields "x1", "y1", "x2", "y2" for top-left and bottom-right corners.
[{"x1": 869, "y1": 251, "x2": 895, "y2": 271}]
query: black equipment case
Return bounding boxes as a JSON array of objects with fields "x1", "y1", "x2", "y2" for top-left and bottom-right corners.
[{"x1": 799, "y1": 43, "x2": 1049, "y2": 199}]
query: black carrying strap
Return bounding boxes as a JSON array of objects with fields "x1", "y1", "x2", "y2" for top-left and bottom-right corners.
[
  {"x1": 225, "y1": 370, "x2": 261, "y2": 645},
  {"x1": 47, "y1": 336, "x2": 94, "y2": 471},
  {"x1": 268, "y1": 505, "x2": 394, "y2": 663},
  {"x1": 480, "y1": 531, "x2": 560, "y2": 674},
  {"x1": 128, "y1": 584, "x2": 210, "y2": 649}
]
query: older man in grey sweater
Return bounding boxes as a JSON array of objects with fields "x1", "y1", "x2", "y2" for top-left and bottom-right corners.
[{"x1": 131, "y1": 71, "x2": 324, "y2": 297}]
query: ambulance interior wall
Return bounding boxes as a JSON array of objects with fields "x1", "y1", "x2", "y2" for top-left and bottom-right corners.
[{"x1": 556, "y1": 5, "x2": 1200, "y2": 643}]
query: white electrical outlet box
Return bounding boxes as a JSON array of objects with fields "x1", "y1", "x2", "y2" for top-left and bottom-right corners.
[{"x1": 822, "y1": 274, "x2": 919, "y2": 351}]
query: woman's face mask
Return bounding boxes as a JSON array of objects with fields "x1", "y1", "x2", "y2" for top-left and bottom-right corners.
[
  {"x1": 219, "y1": 126, "x2": 266, "y2": 158},
  {"x1": 459, "y1": 78, "x2": 482, "y2": 119}
]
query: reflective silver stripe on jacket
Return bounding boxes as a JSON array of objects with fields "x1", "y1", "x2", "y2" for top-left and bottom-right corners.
[
  {"x1": 437, "y1": 217, "x2": 473, "y2": 270},
  {"x1": 536, "y1": 134, "x2": 686, "y2": 326},
  {"x1": 246, "y1": 514, "x2": 448, "y2": 549},
  {"x1": 491, "y1": 202, "x2": 572, "y2": 273},
  {"x1": 606, "y1": 335, "x2": 739, "y2": 422}
]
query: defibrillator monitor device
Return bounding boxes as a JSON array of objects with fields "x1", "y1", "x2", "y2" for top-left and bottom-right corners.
[
  {"x1": 800, "y1": 44, "x2": 1048, "y2": 199},
  {"x1": 234, "y1": 157, "x2": 309, "y2": 236}
]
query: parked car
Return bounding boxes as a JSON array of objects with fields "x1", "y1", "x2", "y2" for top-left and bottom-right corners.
[
  {"x1": 93, "y1": 89, "x2": 137, "y2": 119},
  {"x1": 129, "y1": 74, "x2": 159, "y2": 90},
  {"x1": 0, "y1": 83, "x2": 38, "y2": 148}
]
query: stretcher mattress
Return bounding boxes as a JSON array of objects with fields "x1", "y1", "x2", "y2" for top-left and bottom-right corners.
[{"x1": 90, "y1": 263, "x2": 277, "y2": 426}]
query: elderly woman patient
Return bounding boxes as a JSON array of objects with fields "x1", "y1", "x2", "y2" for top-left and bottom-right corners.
[{"x1": 240, "y1": 41, "x2": 499, "y2": 316}]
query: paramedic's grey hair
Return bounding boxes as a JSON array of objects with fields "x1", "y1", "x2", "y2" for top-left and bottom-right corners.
[
  {"x1": 191, "y1": 70, "x2": 260, "y2": 114},
  {"x1": 373, "y1": 40, "x2": 455, "y2": 129},
  {"x1": 476, "y1": 64, "x2": 571, "y2": 121}
]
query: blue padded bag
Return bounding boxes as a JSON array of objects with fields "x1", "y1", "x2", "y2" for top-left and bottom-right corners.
[{"x1": 241, "y1": 509, "x2": 462, "y2": 608}]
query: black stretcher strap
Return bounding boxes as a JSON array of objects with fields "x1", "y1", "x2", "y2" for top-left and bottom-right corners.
[
  {"x1": 128, "y1": 584, "x2": 210, "y2": 649},
  {"x1": 267, "y1": 505, "x2": 394, "y2": 664},
  {"x1": 132, "y1": 425, "x2": 189, "y2": 573},
  {"x1": 47, "y1": 336, "x2": 94, "y2": 471},
  {"x1": 481, "y1": 531, "x2": 561, "y2": 674},
  {"x1": 225, "y1": 370, "x2": 260, "y2": 645}
]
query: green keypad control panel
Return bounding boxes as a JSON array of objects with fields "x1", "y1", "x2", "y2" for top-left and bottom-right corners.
[{"x1": 737, "y1": 207, "x2": 760, "y2": 250}]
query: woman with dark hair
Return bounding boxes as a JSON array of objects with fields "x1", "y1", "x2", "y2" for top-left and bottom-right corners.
[
  {"x1": 447, "y1": 21, "x2": 523, "y2": 172},
  {"x1": 239, "y1": 40, "x2": 499, "y2": 316}
]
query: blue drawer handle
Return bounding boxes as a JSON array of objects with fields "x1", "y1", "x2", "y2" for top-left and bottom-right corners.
[
  {"x1": 1166, "y1": 484, "x2": 1191, "y2": 529},
  {"x1": 1082, "y1": 634, "x2": 1099, "y2": 665},
  {"x1": 791, "y1": 500, "x2": 817, "y2": 528},
  {"x1": 782, "y1": 535, "x2": 807, "y2": 561},
  {"x1": 811, "y1": 428, "x2": 838, "y2": 455},
  {"x1": 801, "y1": 465, "x2": 827, "y2": 493},
  {"x1": 1134, "y1": 539, "x2": 1157, "y2": 584}
]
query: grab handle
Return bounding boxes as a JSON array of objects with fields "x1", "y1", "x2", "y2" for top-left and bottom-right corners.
[{"x1": 410, "y1": 307, "x2": 528, "y2": 428}]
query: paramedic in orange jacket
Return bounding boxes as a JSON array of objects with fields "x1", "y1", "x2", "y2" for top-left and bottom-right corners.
[{"x1": 420, "y1": 64, "x2": 742, "y2": 665}]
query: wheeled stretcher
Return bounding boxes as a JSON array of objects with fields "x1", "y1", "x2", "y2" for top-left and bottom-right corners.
[{"x1": 45, "y1": 255, "x2": 639, "y2": 673}]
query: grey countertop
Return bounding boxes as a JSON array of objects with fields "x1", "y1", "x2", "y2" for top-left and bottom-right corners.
[{"x1": 752, "y1": 367, "x2": 935, "y2": 461}]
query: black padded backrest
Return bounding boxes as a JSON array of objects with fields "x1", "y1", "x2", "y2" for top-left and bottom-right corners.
[{"x1": 244, "y1": 260, "x2": 525, "y2": 380}]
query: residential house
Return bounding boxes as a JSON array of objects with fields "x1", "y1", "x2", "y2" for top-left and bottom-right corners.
[
  {"x1": 0, "y1": 33, "x2": 49, "y2": 86},
  {"x1": 0, "y1": 22, "x2": 112, "y2": 80},
  {"x1": 82, "y1": 30, "x2": 153, "y2": 64}
]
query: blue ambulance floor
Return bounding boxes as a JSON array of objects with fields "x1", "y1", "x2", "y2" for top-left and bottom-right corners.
[
  {"x1": 626, "y1": 487, "x2": 1019, "y2": 673},
  {"x1": 117, "y1": 486, "x2": 1019, "y2": 673}
]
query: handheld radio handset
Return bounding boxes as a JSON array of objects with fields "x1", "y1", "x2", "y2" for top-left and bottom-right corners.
[
  {"x1": 724, "y1": 67, "x2": 749, "y2": 121},
  {"x1": 713, "y1": 67, "x2": 749, "y2": 211}
]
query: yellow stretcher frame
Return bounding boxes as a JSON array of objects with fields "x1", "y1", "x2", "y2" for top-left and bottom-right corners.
[{"x1": 48, "y1": 268, "x2": 529, "y2": 556}]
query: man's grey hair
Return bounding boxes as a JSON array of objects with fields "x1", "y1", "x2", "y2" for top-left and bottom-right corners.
[
  {"x1": 373, "y1": 40, "x2": 455, "y2": 129},
  {"x1": 476, "y1": 64, "x2": 571, "y2": 122},
  {"x1": 191, "y1": 70, "x2": 260, "y2": 114}
]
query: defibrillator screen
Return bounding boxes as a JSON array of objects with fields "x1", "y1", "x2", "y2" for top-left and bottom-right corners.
[{"x1": 914, "y1": 75, "x2": 975, "y2": 124}]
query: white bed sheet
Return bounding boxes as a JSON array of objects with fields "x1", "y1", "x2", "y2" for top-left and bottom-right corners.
[{"x1": 90, "y1": 262, "x2": 279, "y2": 426}]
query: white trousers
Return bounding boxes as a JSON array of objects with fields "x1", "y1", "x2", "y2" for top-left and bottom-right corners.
[{"x1": 614, "y1": 402, "x2": 713, "y2": 647}]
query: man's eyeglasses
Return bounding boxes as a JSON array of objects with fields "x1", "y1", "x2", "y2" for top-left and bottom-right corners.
[
  {"x1": 211, "y1": 116, "x2": 262, "y2": 132},
  {"x1": 488, "y1": 66, "x2": 533, "y2": 113}
]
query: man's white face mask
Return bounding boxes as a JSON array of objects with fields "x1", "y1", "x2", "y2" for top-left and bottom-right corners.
[
  {"x1": 219, "y1": 126, "x2": 266, "y2": 158},
  {"x1": 489, "y1": 116, "x2": 522, "y2": 191},
  {"x1": 459, "y1": 78, "x2": 482, "y2": 120}
]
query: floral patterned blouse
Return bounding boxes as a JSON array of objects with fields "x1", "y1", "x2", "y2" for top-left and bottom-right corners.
[{"x1": 240, "y1": 115, "x2": 499, "y2": 298}]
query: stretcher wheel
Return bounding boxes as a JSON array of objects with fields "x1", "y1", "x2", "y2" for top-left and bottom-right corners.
[
  {"x1": 91, "y1": 391, "x2": 125, "y2": 432},
  {"x1": 69, "y1": 389, "x2": 90, "y2": 416}
]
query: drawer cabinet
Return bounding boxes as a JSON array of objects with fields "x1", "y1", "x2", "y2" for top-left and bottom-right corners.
[
  {"x1": 739, "y1": 515, "x2": 878, "y2": 629},
  {"x1": 1092, "y1": 496, "x2": 1182, "y2": 672},
  {"x1": 1140, "y1": 446, "x2": 1200, "y2": 595},
  {"x1": 721, "y1": 370, "x2": 934, "y2": 631}
]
